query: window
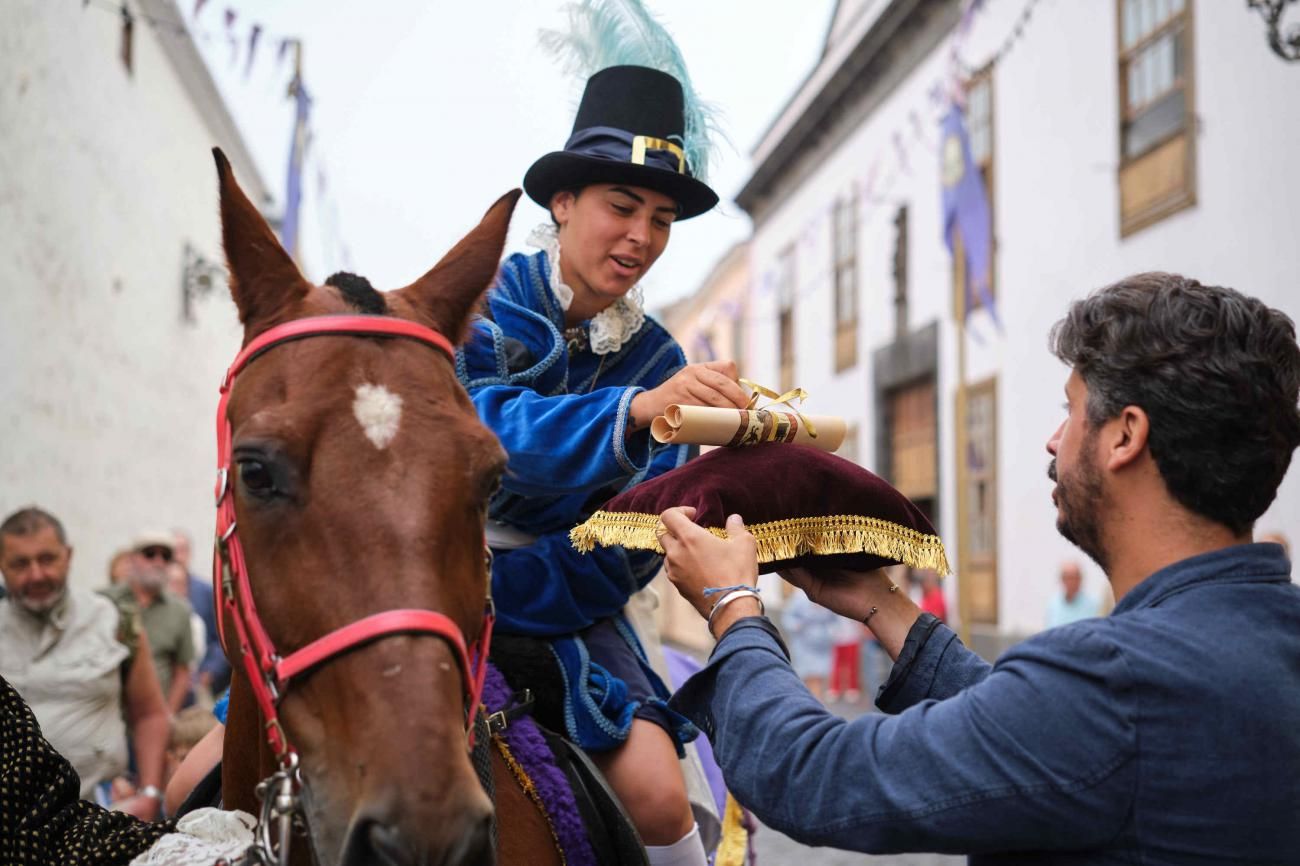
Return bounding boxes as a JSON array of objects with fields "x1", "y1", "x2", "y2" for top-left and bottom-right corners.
[
  {"x1": 1117, "y1": 0, "x2": 1195, "y2": 235},
  {"x1": 888, "y1": 379, "x2": 937, "y2": 509},
  {"x1": 832, "y1": 193, "x2": 858, "y2": 372},
  {"x1": 951, "y1": 67, "x2": 995, "y2": 312},
  {"x1": 777, "y1": 247, "x2": 796, "y2": 393},
  {"x1": 892, "y1": 206, "x2": 909, "y2": 338},
  {"x1": 962, "y1": 378, "x2": 998, "y2": 624}
]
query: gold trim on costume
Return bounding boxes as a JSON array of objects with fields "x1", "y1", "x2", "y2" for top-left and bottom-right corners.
[{"x1": 570, "y1": 512, "x2": 951, "y2": 575}]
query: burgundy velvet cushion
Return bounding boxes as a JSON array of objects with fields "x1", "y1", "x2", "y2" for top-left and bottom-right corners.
[{"x1": 570, "y1": 444, "x2": 949, "y2": 575}]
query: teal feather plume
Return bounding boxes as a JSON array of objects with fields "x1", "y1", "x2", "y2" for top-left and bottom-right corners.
[{"x1": 539, "y1": 0, "x2": 724, "y2": 183}]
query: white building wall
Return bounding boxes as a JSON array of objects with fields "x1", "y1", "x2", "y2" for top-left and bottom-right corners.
[
  {"x1": 747, "y1": 0, "x2": 1300, "y2": 642},
  {"x1": 1, "y1": 2, "x2": 268, "y2": 586}
]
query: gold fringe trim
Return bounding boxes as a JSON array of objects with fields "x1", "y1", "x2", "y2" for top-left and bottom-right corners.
[
  {"x1": 493, "y1": 735, "x2": 567, "y2": 866},
  {"x1": 714, "y1": 793, "x2": 749, "y2": 866},
  {"x1": 570, "y1": 511, "x2": 951, "y2": 576}
]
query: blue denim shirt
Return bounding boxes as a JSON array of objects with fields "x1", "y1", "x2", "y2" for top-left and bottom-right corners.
[{"x1": 670, "y1": 544, "x2": 1300, "y2": 864}]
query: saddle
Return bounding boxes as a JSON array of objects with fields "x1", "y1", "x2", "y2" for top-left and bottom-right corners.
[{"x1": 488, "y1": 635, "x2": 648, "y2": 865}]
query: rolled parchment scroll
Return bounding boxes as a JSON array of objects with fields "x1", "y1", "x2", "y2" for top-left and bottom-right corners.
[{"x1": 650, "y1": 404, "x2": 847, "y2": 452}]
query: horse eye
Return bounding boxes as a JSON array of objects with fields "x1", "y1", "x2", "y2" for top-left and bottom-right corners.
[{"x1": 238, "y1": 459, "x2": 275, "y2": 496}]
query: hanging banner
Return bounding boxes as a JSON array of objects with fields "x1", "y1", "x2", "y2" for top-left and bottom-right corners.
[
  {"x1": 280, "y1": 79, "x2": 312, "y2": 260},
  {"x1": 939, "y1": 104, "x2": 998, "y2": 326}
]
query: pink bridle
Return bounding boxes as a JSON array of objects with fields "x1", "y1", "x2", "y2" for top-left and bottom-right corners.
[{"x1": 212, "y1": 315, "x2": 495, "y2": 764}]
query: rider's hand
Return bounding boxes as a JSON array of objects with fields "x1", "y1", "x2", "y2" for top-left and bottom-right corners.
[
  {"x1": 629, "y1": 360, "x2": 749, "y2": 430},
  {"x1": 659, "y1": 507, "x2": 759, "y2": 626}
]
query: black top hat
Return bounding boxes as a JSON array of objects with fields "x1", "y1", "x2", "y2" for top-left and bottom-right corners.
[{"x1": 524, "y1": 66, "x2": 719, "y2": 220}]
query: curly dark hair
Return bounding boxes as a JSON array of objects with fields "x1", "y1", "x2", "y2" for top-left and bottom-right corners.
[{"x1": 1049, "y1": 273, "x2": 1300, "y2": 534}]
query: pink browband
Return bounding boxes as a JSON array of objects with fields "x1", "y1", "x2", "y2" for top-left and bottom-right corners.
[{"x1": 213, "y1": 315, "x2": 494, "y2": 762}]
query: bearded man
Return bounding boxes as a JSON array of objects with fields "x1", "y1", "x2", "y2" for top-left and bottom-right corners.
[
  {"x1": 0, "y1": 507, "x2": 170, "y2": 818},
  {"x1": 658, "y1": 273, "x2": 1300, "y2": 863}
]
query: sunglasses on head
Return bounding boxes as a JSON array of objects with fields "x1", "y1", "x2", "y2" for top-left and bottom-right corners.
[{"x1": 139, "y1": 546, "x2": 173, "y2": 562}]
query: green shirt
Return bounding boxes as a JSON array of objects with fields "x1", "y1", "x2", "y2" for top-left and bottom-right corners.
[{"x1": 103, "y1": 584, "x2": 195, "y2": 698}]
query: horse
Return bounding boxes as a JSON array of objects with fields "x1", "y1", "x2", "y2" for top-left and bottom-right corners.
[{"x1": 208, "y1": 148, "x2": 563, "y2": 866}]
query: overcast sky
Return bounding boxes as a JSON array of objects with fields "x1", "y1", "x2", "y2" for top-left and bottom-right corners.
[{"x1": 188, "y1": 0, "x2": 837, "y2": 310}]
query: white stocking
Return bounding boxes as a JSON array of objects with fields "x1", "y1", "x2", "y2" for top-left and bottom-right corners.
[{"x1": 645, "y1": 822, "x2": 708, "y2": 866}]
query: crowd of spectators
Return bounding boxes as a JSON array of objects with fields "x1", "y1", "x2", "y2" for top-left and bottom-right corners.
[{"x1": 0, "y1": 506, "x2": 229, "y2": 818}]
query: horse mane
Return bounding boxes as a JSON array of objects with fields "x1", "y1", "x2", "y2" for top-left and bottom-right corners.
[{"x1": 326, "y1": 271, "x2": 388, "y2": 315}]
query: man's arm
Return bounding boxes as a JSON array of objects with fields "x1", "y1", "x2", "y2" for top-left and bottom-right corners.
[
  {"x1": 671, "y1": 621, "x2": 1137, "y2": 854},
  {"x1": 660, "y1": 509, "x2": 993, "y2": 706},
  {"x1": 120, "y1": 630, "x2": 169, "y2": 820},
  {"x1": 660, "y1": 508, "x2": 1139, "y2": 852}
]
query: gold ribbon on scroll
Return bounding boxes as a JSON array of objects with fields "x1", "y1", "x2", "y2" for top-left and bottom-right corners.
[
  {"x1": 649, "y1": 381, "x2": 847, "y2": 453},
  {"x1": 738, "y1": 378, "x2": 818, "y2": 440}
]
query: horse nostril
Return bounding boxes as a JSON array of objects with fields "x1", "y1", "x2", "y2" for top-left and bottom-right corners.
[
  {"x1": 370, "y1": 822, "x2": 412, "y2": 866},
  {"x1": 340, "y1": 818, "x2": 410, "y2": 866},
  {"x1": 342, "y1": 811, "x2": 493, "y2": 866},
  {"x1": 440, "y1": 812, "x2": 494, "y2": 866}
]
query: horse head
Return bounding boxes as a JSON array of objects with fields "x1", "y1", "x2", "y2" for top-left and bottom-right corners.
[{"x1": 212, "y1": 148, "x2": 518, "y2": 866}]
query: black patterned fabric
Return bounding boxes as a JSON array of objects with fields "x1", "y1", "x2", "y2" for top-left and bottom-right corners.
[{"x1": 0, "y1": 675, "x2": 174, "y2": 865}]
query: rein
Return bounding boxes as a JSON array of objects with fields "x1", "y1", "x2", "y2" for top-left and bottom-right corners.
[{"x1": 212, "y1": 315, "x2": 496, "y2": 866}]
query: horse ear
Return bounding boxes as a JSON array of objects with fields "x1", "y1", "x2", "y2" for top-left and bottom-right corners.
[
  {"x1": 400, "y1": 189, "x2": 521, "y2": 342},
  {"x1": 213, "y1": 148, "x2": 309, "y2": 330}
]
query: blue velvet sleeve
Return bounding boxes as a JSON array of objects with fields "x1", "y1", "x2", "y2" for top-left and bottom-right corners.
[
  {"x1": 213, "y1": 689, "x2": 229, "y2": 724},
  {"x1": 491, "y1": 435, "x2": 687, "y2": 634},
  {"x1": 670, "y1": 619, "x2": 1138, "y2": 853},
  {"x1": 492, "y1": 530, "x2": 665, "y2": 636},
  {"x1": 471, "y1": 384, "x2": 652, "y2": 497}
]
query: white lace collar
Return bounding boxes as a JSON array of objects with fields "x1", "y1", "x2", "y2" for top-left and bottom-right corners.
[{"x1": 527, "y1": 223, "x2": 645, "y2": 355}]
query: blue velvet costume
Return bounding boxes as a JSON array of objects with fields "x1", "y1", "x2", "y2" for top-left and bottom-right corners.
[{"x1": 456, "y1": 247, "x2": 697, "y2": 752}]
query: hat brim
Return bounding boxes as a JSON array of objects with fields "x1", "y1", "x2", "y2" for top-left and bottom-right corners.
[
  {"x1": 524, "y1": 152, "x2": 719, "y2": 221},
  {"x1": 131, "y1": 532, "x2": 175, "y2": 553}
]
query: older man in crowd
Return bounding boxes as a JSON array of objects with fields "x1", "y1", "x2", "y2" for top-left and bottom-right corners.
[
  {"x1": 0, "y1": 507, "x2": 170, "y2": 818},
  {"x1": 1045, "y1": 560, "x2": 1099, "y2": 628},
  {"x1": 104, "y1": 532, "x2": 196, "y2": 716}
]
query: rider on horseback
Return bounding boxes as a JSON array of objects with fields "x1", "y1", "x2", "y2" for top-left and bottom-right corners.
[{"x1": 458, "y1": 59, "x2": 742, "y2": 865}]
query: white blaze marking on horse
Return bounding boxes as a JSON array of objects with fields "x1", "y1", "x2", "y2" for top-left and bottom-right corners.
[{"x1": 353, "y1": 384, "x2": 403, "y2": 449}]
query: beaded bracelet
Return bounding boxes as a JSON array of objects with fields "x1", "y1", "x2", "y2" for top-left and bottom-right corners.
[{"x1": 703, "y1": 584, "x2": 759, "y2": 599}]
